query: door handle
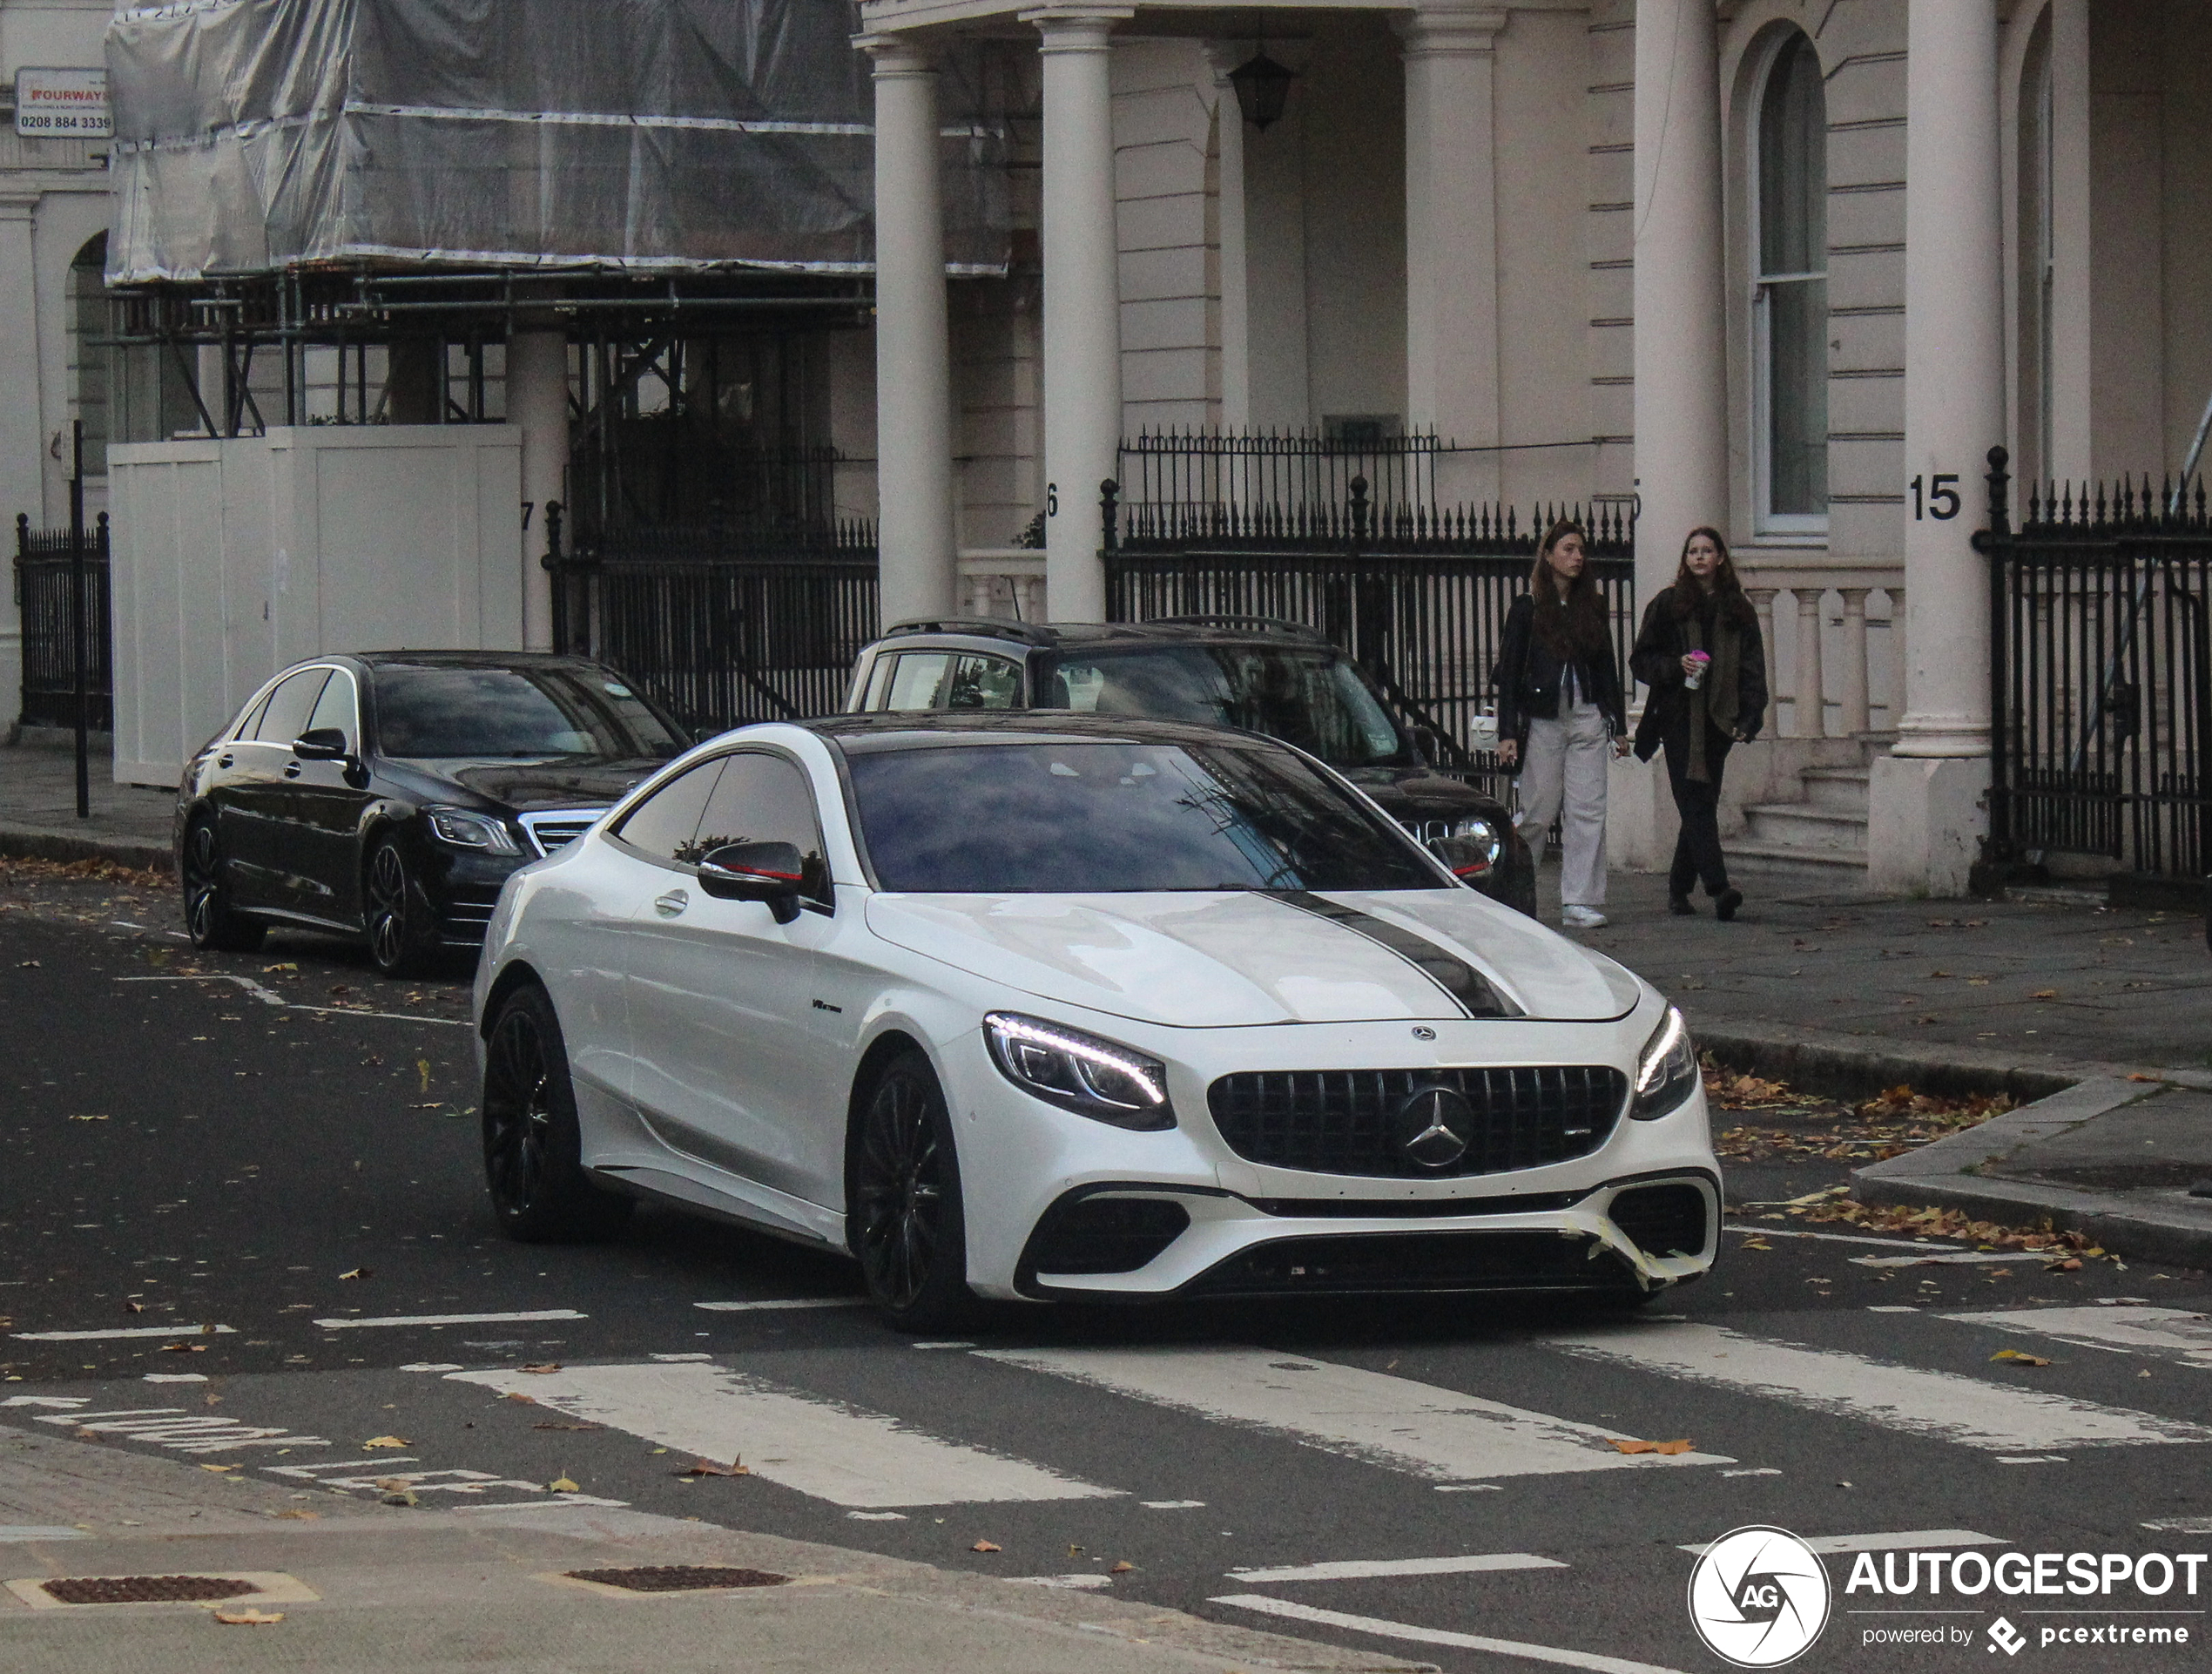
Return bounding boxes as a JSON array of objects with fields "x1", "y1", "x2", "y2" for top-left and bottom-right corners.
[
  {"x1": 653, "y1": 889, "x2": 689, "y2": 918},
  {"x1": 217, "y1": 754, "x2": 233, "y2": 768},
  {"x1": 283, "y1": 763, "x2": 302, "y2": 779}
]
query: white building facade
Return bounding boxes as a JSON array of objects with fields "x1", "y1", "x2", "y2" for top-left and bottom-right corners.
[
  {"x1": 0, "y1": 0, "x2": 113, "y2": 732},
  {"x1": 848, "y1": 0, "x2": 2212, "y2": 897}
]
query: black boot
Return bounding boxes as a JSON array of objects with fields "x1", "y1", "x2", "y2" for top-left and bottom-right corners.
[
  {"x1": 1668, "y1": 894, "x2": 1696, "y2": 915},
  {"x1": 1714, "y1": 887, "x2": 1743, "y2": 922}
]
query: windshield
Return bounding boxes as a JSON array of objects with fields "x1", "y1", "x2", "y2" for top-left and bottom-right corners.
[
  {"x1": 847, "y1": 739, "x2": 1443, "y2": 894},
  {"x1": 373, "y1": 665, "x2": 685, "y2": 759},
  {"x1": 1036, "y1": 645, "x2": 1408, "y2": 767}
]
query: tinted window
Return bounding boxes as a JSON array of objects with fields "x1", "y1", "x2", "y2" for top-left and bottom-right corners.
[
  {"x1": 613, "y1": 760, "x2": 723, "y2": 864},
  {"x1": 1040, "y1": 645, "x2": 1406, "y2": 767},
  {"x1": 304, "y1": 672, "x2": 359, "y2": 751},
  {"x1": 848, "y1": 740, "x2": 1441, "y2": 894},
  {"x1": 252, "y1": 669, "x2": 332, "y2": 746},
  {"x1": 374, "y1": 665, "x2": 685, "y2": 759},
  {"x1": 689, "y1": 753, "x2": 828, "y2": 896},
  {"x1": 871, "y1": 651, "x2": 1021, "y2": 712}
]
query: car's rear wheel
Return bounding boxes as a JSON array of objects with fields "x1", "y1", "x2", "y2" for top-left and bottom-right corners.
[
  {"x1": 180, "y1": 819, "x2": 266, "y2": 953},
  {"x1": 851, "y1": 1050, "x2": 973, "y2": 1330},
  {"x1": 482, "y1": 983, "x2": 633, "y2": 1243},
  {"x1": 365, "y1": 837, "x2": 439, "y2": 979}
]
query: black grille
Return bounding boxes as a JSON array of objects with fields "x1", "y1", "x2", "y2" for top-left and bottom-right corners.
[
  {"x1": 1207, "y1": 1066, "x2": 1627, "y2": 1178},
  {"x1": 1025, "y1": 1197, "x2": 1191, "y2": 1275},
  {"x1": 1186, "y1": 1231, "x2": 1635, "y2": 1297},
  {"x1": 1608, "y1": 1184, "x2": 1710, "y2": 1259}
]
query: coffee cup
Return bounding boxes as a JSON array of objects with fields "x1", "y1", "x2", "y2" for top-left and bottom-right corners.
[{"x1": 1685, "y1": 651, "x2": 1711, "y2": 692}]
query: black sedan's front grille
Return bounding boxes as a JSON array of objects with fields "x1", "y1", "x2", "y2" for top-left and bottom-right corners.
[{"x1": 1207, "y1": 1066, "x2": 1628, "y2": 1178}]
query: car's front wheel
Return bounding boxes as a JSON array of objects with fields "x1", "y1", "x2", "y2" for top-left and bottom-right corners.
[
  {"x1": 180, "y1": 819, "x2": 266, "y2": 953},
  {"x1": 850, "y1": 1050, "x2": 973, "y2": 1330},
  {"x1": 482, "y1": 983, "x2": 633, "y2": 1243},
  {"x1": 364, "y1": 837, "x2": 439, "y2": 978}
]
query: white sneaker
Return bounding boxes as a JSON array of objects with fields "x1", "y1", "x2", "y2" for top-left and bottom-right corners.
[{"x1": 1561, "y1": 905, "x2": 1608, "y2": 929}]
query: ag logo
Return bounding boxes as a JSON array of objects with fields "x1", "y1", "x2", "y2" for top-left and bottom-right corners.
[
  {"x1": 1687, "y1": 1525, "x2": 1831, "y2": 1667},
  {"x1": 1987, "y1": 1617, "x2": 2026, "y2": 1657}
]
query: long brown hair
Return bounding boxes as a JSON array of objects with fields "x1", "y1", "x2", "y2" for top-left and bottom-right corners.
[
  {"x1": 1529, "y1": 519, "x2": 1608, "y2": 658},
  {"x1": 1670, "y1": 525, "x2": 1757, "y2": 629}
]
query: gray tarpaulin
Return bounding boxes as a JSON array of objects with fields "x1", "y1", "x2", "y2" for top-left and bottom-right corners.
[{"x1": 106, "y1": 0, "x2": 1010, "y2": 282}]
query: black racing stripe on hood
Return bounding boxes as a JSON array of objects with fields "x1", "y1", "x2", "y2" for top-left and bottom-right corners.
[{"x1": 1265, "y1": 893, "x2": 1523, "y2": 1018}]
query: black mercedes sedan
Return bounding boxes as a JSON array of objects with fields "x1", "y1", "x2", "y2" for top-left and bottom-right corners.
[{"x1": 175, "y1": 651, "x2": 689, "y2": 976}]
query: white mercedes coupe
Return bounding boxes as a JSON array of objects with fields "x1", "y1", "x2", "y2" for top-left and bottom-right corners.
[{"x1": 473, "y1": 713, "x2": 1718, "y2": 1326}]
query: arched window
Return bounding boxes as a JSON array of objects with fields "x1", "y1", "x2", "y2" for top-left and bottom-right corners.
[
  {"x1": 1754, "y1": 32, "x2": 1827, "y2": 530},
  {"x1": 68, "y1": 233, "x2": 108, "y2": 474}
]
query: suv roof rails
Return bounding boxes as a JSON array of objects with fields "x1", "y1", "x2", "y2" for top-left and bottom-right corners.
[
  {"x1": 1146, "y1": 614, "x2": 1332, "y2": 643},
  {"x1": 880, "y1": 618, "x2": 1060, "y2": 648}
]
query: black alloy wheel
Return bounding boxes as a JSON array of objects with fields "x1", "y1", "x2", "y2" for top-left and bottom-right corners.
[
  {"x1": 364, "y1": 837, "x2": 438, "y2": 978},
  {"x1": 482, "y1": 984, "x2": 633, "y2": 1243},
  {"x1": 851, "y1": 1051, "x2": 972, "y2": 1329},
  {"x1": 180, "y1": 819, "x2": 266, "y2": 953}
]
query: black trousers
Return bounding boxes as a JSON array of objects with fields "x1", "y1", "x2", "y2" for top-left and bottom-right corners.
[{"x1": 1661, "y1": 725, "x2": 1734, "y2": 898}]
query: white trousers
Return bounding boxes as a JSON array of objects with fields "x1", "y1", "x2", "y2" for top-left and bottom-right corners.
[{"x1": 1514, "y1": 699, "x2": 1610, "y2": 908}]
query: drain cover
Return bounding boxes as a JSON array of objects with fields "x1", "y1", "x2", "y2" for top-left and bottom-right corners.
[
  {"x1": 563, "y1": 1565, "x2": 788, "y2": 1593},
  {"x1": 43, "y1": 1576, "x2": 262, "y2": 1605}
]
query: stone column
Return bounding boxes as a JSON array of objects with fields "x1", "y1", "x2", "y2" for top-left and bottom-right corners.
[
  {"x1": 1026, "y1": 9, "x2": 1130, "y2": 623},
  {"x1": 1631, "y1": 0, "x2": 1726, "y2": 606},
  {"x1": 1793, "y1": 588, "x2": 1827, "y2": 739},
  {"x1": 1206, "y1": 48, "x2": 1251, "y2": 433},
  {"x1": 1836, "y1": 587, "x2": 1872, "y2": 736},
  {"x1": 507, "y1": 328, "x2": 569, "y2": 652},
  {"x1": 1400, "y1": 5, "x2": 1506, "y2": 504},
  {"x1": 865, "y1": 35, "x2": 960, "y2": 627},
  {"x1": 1871, "y1": 0, "x2": 2003, "y2": 894},
  {"x1": 0, "y1": 198, "x2": 43, "y2": 525}
]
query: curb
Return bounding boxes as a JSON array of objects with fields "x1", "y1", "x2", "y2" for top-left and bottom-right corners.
[
  {"x1": 0, "y1": 823, "x2": 172, "y2": 874},
  {"x1": 1853, "y1": 1077, "x2": 2212, "y2": 1271},
  {"x1": 1696, "y1": 1020, "x2": 2080, "y2": 1104}
]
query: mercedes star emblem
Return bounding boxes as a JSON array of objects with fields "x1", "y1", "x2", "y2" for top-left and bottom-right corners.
[{"x1": 1395, "y1": 1083, "x2": 1474, "y2": 1169}]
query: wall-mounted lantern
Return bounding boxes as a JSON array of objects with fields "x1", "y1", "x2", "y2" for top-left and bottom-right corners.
[{"x1": 1228, "y1": 49, "x2": 1296, "y2": 131}]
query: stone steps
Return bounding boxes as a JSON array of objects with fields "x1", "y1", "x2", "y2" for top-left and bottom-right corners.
[{"x1": 1723, "y1": 747, "x2": 1874, "y2": 889}]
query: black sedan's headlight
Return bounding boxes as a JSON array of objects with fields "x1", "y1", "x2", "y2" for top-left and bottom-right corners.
[
  {"x1": 1433, "y1": 814, "x2": 1504, "y2": 878},
  {"x1": 1631, "y1": 1006, "x2": 1698, "y2": 1119},
  {"x1": 983, "y1": 1012, "x2": 1175, "y2": 1131},
  {"x1": 425, "y1": 807, "x2": 521, "y2": 855}
]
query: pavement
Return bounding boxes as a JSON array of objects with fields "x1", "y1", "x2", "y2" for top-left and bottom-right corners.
[{"x1": 0, "y1": 732, "x2": 175, "y2": 872}]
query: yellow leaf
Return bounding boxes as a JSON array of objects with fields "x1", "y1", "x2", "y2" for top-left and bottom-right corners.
[
  {"x1": 361, "y1": 1435, "x2": 410, "y2": 1448},
  {"x1": 1991, "y1": 1349, "x2": 2051, "y2": 1367},
  {"x1": 199, "y1": 1464, "x2": 237, "y2": 1473},
  {"x1": 213, "y1": 1608, "x2": 285, "y2": 1625},
  {"x1": 1111, "y1": 1560, "x2": 1135, "y2": 1574},
  {"x1": 550, "y1": 1476, "x2": 581, "y2": 1493},
  {"x1": 972, "y1": 1540, "x2": 1002, "y2": 1553}
]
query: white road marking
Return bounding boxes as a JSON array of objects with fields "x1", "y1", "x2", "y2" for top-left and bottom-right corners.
[
  {"x1": 1213, "y1": 1595, "x2": 1689, "y2": 1674},
  {"x1": 1867, "y1": 1306, "x2": 1920, "y2": 1313},
  {"x1": 650, "y1": 1353, "x2": 713, "y2": 1363},
  {"x1": 449, "y1": 1362, "x2": 1120, "y2": 1508},
  {"x1": 1850, "y1": 1253, "x2": 2046, "y2": 1267},
  {"x1": 2144, "y1": 1517, "x2": 2212, "y2": 1533},
  {"x1": 1013, "y1": 1574, "x2": 1111, "y2": 1590},
  {"x1": 1942, "y1": 1306, "x2": 2212, "y2": 1362},
  {"x1": 11, "y1": 1323, "x2": 236, "y2": 1341},
  {"x1": 312, "y1": 1309, "x2": 587, "y2": 1330},
  {"x1": 399, "y1": 1362, "x2": 464, "y2": 1373},
  {"x1": 1997, "y1": 1455, "x2": 2068, "y2": 1465},
  {"x1": 693, "y1": 1298, "x2": 866, "y2": 1313},
  {"x1": 1723, "y1": 1225, "x2": 1982, "y2": 1252},
  {"x1": 109, "y1": 921, "x2": 189, "y2": 942},
  {"x1": 1436, "y1": 1483, "x2": 1504, "y2": 1493},
  {"x1": 141, "y1": 1374, "x2": 207, "y2": 1383},
  {"x1": 1548, "y1": 1322, "x2": 2212, "y2": 1450},
  {"x1": 36, "y1": 1408, "x2": 331, "y2": 1454},
  {"x1": 1678, "y1": 1529, "x2": 2002, "y2": 1556},
  {"x1": 978, "y1": 1347, "x2": 1734, "y2": 1480},
  {"x1": 116, "y1": 973, "x2": 469, "y2": 1026},
  {"x1": 846, "y1": 1510, "x2": 907, "y2": 1521},
  {"x1": 1142, "y1": 1499, "x2": 1206, "y2": 1509},
  {"x1": 0, "y1": 1527, "x2": 91, "y2": 1542},
  {"x1": 1231, "y1": 1554, "x2": 1566, "y2": 1583},
  {"x1": 1722, "y1": 1468, "x2": 1783, "y2": 1478}
]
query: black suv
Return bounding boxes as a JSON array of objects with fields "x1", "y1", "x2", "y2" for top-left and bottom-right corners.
[{"x1": 844, "y1": 617, "x2": 1534, "y2": 915}]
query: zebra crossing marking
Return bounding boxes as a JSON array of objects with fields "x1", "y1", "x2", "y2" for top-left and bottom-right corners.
[
  {"x1": 1213, "y1": 1596, "x2": 1689, "y2": 1674},
  {"x1": 449, "y1": 1361, "x2": 1120, "y2": 1508},
  {"x1": 1941, "y1": 1305, "x2": 2212, "y2": 1363},
  {"x1": 975, "y1": 1347, "x2": 1735, "y2": 1480},
  {"x1": 1548, "y1": 1322, "x2": 2212, "y2": 1450},
  {"x1": 1231, "y1": 1553, "x2": 1565, "y2": 1583},
  {"x1": 1676, "y1": 1529, "x2": 2001, "y2": 1556}
]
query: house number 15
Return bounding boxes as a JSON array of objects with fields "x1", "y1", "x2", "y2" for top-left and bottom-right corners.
[{"x1": 1910, "y1": 474, "x2": 1960, "y2": 521}]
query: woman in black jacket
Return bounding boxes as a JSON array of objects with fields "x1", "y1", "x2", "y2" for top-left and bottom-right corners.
[
  {"x1": 1630, "y1": 526, "x2": 1770, "y2": 920},
  {"x1": 1495, "y1": 519, "x2": 1629, "y2": 928}
]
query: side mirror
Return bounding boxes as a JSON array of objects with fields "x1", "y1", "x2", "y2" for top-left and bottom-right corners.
[
  {"x1": 292, "y1": 728, "x2": 351, "y2": 762},
  {"x1": 696, "y1": 840, "x2": 807, "y2": 923}
]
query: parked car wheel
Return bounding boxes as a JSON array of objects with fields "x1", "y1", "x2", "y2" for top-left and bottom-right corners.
[
  {"x1": 482, "y1": 984, "x2": 634, "y2": 1243},
  {"x1": 180, "y1": 819, "x2": 266, "y2": 953},
  {"x1": 851, "y1": 1050, "x2": 973, "y2": 1329},
  {"x1": 365, "y1": 838, "x2": 440, "y2": 978}
]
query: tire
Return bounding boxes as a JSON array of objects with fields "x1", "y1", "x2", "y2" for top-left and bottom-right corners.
[
  {"x1": 850, "y1": 1050, "x2": 974, "y2": 1331},
  {"x1": 481, "y1": 983, "x2": 633, "y2": 1243},
  {"x1": 180, "y1": 818, "x2": 266, "y2": 953},
  {"x1": 364, "y1": 837, "x2": 440, "y2": 979}
]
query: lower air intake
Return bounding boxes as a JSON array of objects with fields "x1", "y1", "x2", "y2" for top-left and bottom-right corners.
[
  {"x1": 1608, "y1": 1184, "x2": 1710, "y2": 1259},
  {"x1": 1026, "y1": 1196, "x2": 1191, "y2": 1275}
]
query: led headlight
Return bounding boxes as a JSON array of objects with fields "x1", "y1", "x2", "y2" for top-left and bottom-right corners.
[
  {"x1": 1447, "y1": 815, "x2": 1502, "y2": 874},
  {"x1": 425, "y1": 807, "x2": 521, "y2": 854},
  {"x1": 983, "y1": 1012, "x2": 1175, "y2": 1131},
  {"x1": 1631, "y1": 1005, "x2": 1698, "y2": 1119}
]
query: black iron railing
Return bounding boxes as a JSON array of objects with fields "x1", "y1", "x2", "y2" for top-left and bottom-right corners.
[
  {"x1": 1978, "y1": 447, "x2": 2212, "y2": 882},
  {"x1": 1103, "y1": 474, "x2": 1635, "y2": 786},
  {"x1": 546, "y1": 510, "x2": 879, "y2": 732},
  {"x1": 13, "y1": 511, "x2": 111, "y2": 732}
]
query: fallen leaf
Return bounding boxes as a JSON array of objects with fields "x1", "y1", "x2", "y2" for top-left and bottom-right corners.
[
  {"x1": 374, "y1": 1477, "x2": 415, "y2": 1492},
  {"x1": 199, "y1": 1463, "x2": 238, "y2": 1473},
  {"x1": 550, "y1": 1476, "x2": 581, "y2": 1493},
  {"x1": 159, "y1": 1342, "x2": 208, "y2": 1353},
  {"x1": 2030, "y1": 989, "x2": 2058, "y2": 1000},
  {"x1": 361, "y1": 1435, "x2": 410, "y2": 1448},
  {"x1": 273, "y1": 1510, "x2": 319, "y2": 1521},
  {"x1": 971, "y1": 1540, "x2": 1001, "y2": 1554},
  {"x1": 2046, "y1": 1258, "x2": 2083, "y2": 1272},
  {"x1": 2127, "y1": 1072, "x2": 2160, "y2": 1083},
  {"x1": 417, "y1": 1059, "x2": 432, "y2": 1093},
  {"x1": 519, "y1": 1362, "x2": 563, "y2": 1374},
  {"x1": 676, "y1": 1458, "x2": 750, "y2": 1477},
  {"x1": 213, "y1": 1608, "x2": 285, "y2": 1625},
  {"x1": 1742, "y1": 1239, "x2": 1773, "y2": 1252},
  {"x1": 67, "y1": 1113, "x2": 108, "y2": 1122},
  {"x1": 1111, "y1": 1561, "x2": 1135, "y2": 1574},
  {"x1": 1991, "y1": 1349, "x2": 2051, "y2": 1367},
  {"x1": 17, "y1": 959, "x2": 39, "y2": 968},
  {"x1": 262, "y1": 963, "x2": 298, "y2": 972},
  {"x1": 125, "y1": 1301, "x2": 145, "y2": 1313},
  {"x1": 381, "y1": 1489, "x2": 419, "y2": 1507},
  {"x1": 1607, "y1": 1438, "x2": 1694, "y2": 1455},
  {"x1": 338, "y1": 1268, "x2": 370, "y2": 1281}
]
